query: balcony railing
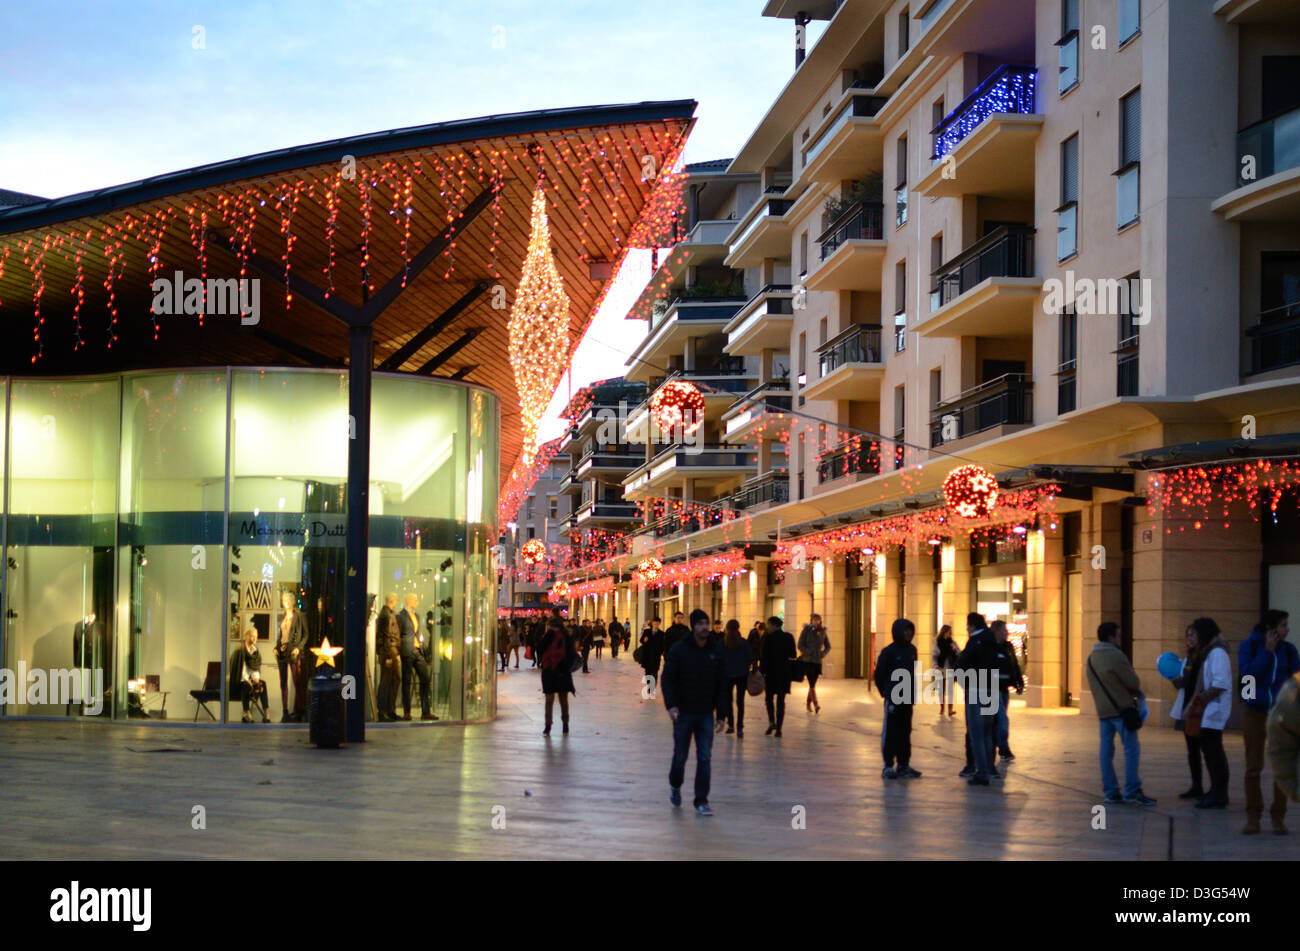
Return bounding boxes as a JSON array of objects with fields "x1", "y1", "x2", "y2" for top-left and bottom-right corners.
[
  {"x1": 817, "y1": 441, "x2": 882, "y2": 484},
  {"x1": 819, "y1": 201, "x2": 885, "y2": 260},
  {"x1": 577, "y1": 448, "x2": 645, "y2": 471},
  {"x1": 931, "y1": 225, "x2": 1035, "y2": 308},
  {"x1": 930, "y1": 373, "x2": 1033, "y2": 447},
  {"x1": 730, "y1": 475, "x2": 790, "y2": 511},
  {"x1": 802, "y1": 86, "x2": 890, "y2": 168},
  {"x1": 1237, "y1": 103, "x2": 1300, "y2": 187},
  {"x1": 729, "y1": 198, "x2": 794, "y2": 252},
  {"x1": 931, "y1": 64, "x2": 1037, "y2": 161},
  {"x1": 578, "y1": 500, "x2": 640, "y2": 520},
  {"x1": 817, "y1": 324, "x2": 883, "y2": 376},
  {"x1": 1247, "y1": 305, "x2": 1300, "y2": 374},
  {"x1": 728, "y1": 380, "x2": 793, "y2": 413}
]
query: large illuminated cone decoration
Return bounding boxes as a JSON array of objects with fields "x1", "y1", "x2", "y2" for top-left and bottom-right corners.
[{"x1": 508, "y1": 184, "x2": 571, "y2": 465}]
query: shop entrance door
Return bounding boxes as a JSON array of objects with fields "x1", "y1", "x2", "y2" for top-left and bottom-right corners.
[{"x1": 845, "y1": 588, "x2": 872, "y2": 679}]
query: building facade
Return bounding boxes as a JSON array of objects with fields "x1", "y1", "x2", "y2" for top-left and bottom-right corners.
[{"x1": 563, "y1": 0, "x2": 1300, "y2": 722}]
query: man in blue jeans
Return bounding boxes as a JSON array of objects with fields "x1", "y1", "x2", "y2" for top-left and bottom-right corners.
[
  {"x1": 1086, "y1": 621, "x2": 1155, "y2": 805},
  {"x1": 662, "y1": 608, "x2": 728, "y2": 816},
  {"x1": 957, "y1": 612, "x2": 1000, "y2": 786}
]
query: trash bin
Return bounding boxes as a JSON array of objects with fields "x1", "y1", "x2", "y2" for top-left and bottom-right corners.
[{"x1": 308, "y1": 670, "x2": 344, "y2": 748}]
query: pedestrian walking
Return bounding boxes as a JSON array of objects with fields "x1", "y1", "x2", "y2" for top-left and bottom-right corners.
[
  {"x1": 664, "y1": 611, "x2": 690, "y2": 656},
  {"x1": 1186, "y1": 616, "x2": 1232, "y2": 810},
  {"x1": 638, "y1": 617, "x2": 665, "y2": 699},
  {"x1": 992, "y1": 620, "x2": 1024, "y2": 762},
  {"x1": 662, "y1": 609, "x2": 728, "y2": 816},
  {"x1": 1170, "y1": 625, "x2": 1204, "y2": 801},
  {"x1": 1267, "y1": 670, "x2": 1300, "y2": 806},
  {"x1": 608, "y1": 618, "x2": 623, "y2": 659},
  {"x1": 578, "y1": 619, "x2": 593, "y2": 673},
  {"x1": 1086, "y1": 621, "x2": 1155, "y2": 805},
  {"x1": 496, "y1": 619, "x2": 511, "y2": 673},
  {"x1": 538, "y1": 618, "x2": 577, "y2": 736},
  {"x1": 874, "y1": 618, "x2": 922, "y2": 778},
  {"x1": 797, "y1": 613, "x2": 832, "y2": 713},
  {"x1": 931, "y1": 624, "x2": 959, "y2": 717},
  {"x1": 593, "y1": 619, "x2": 607, "y2": 661},
  {"x1": 1238, "y1": 609, "x2": 1298, "y2": 834},
  {"x1": 721, "y1": 619, "x2": 752, "y2": 736},
  {"x1": 760, "y1": 616, "x2": 796, "y2": 737},
  {"x1": 957, "y1": 613, "x2": 1000, "y2": 786},
  {"x1": 508, "y1": 620, "x2": 522, "y2": 669}
]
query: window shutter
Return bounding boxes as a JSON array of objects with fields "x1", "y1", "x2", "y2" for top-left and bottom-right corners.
[
  {"x1": 1121, "y1": 90, "x2": 1141, "y2": 165},
  {"x1": 1061, "y1": 135, "x2": 1079, "y2": 204}
]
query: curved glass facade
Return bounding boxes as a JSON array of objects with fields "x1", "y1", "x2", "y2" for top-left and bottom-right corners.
[{"x1": 0, "y1": 368, "x2": 499, "y2": 724}]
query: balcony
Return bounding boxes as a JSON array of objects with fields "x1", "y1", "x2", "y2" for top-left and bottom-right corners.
[
  {"x1": 816, "y1": 441, "x2": 882, "y2": 485},
  {"x1": 558, "y1": 468, "x2": 581, "y2": 497},
  {"x1": 1246, "y1": 306, "x2": 1300, "y2": 375},
  {"x1": 576, "y1": 448, "x2": 646, "y2": 478},
  {"x1": 723, "y1": 381, "x2": 793, "y2": 442},
  {"x1": 917, "y1": 226, "x2": 1039, "y2": 339},
  {"x1": 726, "y1": 195, "x2": 794, "y2": 267},
  {"x1": 797, "y1": 84, "x2": 890, "y2": 187},
  {"x1": 805, "y1": 201, "x2": 886, "y2": 292},
  {"x1": 571, "y1": 382, "x2": 649, "y2": 436},
  {"x1": 1213, "y1": 0, "x2": 1300, "y2": 25},
  {"x1": 625, "y1": 365, "x2": 755, "y2": 442},
  {"x1": 1213, "y1": 104, "x2": 1300, "y2": 223},
  {"x1": 730, "y1": 473, "x2": 790, "y2": 511},
  {"x1": 724, "y1": 284, "x2": 795, "y2": 355},
  {"x1": 916, "y1": 65, "x2": 1041, "y2": 200},
  {"x1": 803, "y1": 325, "x2": 885, "y2": 401},
  {"x1": 573, "y1": 499, "x2": 641, "y2": 525},
  {"x1": 622, "y1": 444, "x2": 759, "y2": 501},
  {"x1": 624, "y1": 294, "x2": 747, "y2": 382},
  {"x1": 930, "y1": 373, "x2": 1033, "y2": 448}
]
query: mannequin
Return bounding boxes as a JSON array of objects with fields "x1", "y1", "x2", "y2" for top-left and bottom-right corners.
[
  {"x1": 70, "y1": 613, "x2": 105, "y2": 715},
  {"x1": 230, "y1": 627, "x2": 271, "y2": 723},
  {"x1": 276, "y1": 590, "x2": 309, "y2": 722},
  {"x1": 374, "y1": 593, "x2": 401, "y2": 721}
]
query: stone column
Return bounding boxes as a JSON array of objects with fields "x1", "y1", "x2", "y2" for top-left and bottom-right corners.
[{"x1": 1026, "y1": 528, "x2": 1065, "y2": 708}]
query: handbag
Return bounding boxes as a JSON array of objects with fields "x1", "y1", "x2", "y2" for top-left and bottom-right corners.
[
  {"x1": 746, "y1": 669, "x2": 765, "y2": 696},
  {"x1": 524, "y1": 645, "x2": 533, "y2": 660},
  {"x1": 1087, "y1": 655, "x2": 1141, "y2": 732},
  {"x1": 1184, "y1": 694, "x2": 1206, "y2": 737},
  {"x1": 790, "y1": 659, "x2": 806, "y2": 683},
  {"x1": 633, "y1": 646, "x2": 644, "y2": 665}
]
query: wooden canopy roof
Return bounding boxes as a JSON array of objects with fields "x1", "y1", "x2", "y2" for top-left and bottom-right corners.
[{"x1": 0, "y1": 100, "x2": 696, "y2": 480}]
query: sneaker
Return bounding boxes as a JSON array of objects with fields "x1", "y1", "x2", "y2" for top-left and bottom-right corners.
[
  {"x1": 967, "y1": 775, "x2": 990, "y2": 786},
  {"x1": 1104, "y1": 793, "x2": 1124, "y2": 804},
  {"x1": 1124, "y1": 791, "x2": 1157, "y2": 806},
  {"x1": 958, "y1": 765, "x2": 975, "y2": 778},
  {"x1": 669, "y1": 786, "x2": 681, "y2": 807},
  {"x1": 725, "y1": 725, "x2": 735, "y2": 734},
  {"x1": 695, "y1": 803, "x2": 713, "y2": 817},
  {"x1": 882, "y1": 766, "x2": 898, "y2": 779},
  {"x1": 898, "y1": 766, "x2": 923, "y2": 779},
  {"x1": 1000, "y1": 751, "x2": 1015, "y2": 761}
]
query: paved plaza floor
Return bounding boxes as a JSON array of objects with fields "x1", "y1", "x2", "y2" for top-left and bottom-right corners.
[{"x1": 0, "y1": 651, "x2": 1294, "y2": 860}]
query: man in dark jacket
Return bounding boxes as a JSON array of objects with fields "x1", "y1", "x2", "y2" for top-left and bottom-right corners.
[
  {"x1": 957, "y1": 612, "x2": 1000, "y2": 786},
  {"x1": 662, "y1": 609, "x2": 728, "y2": 816},
  {"x1": 639, "y1": 617, "x2": 665, "y2": 698},
  {"x1": 992, "y1": 620, "x2": 1025, "y2": 762},
  {"x1": 663, "y1": 611, "x2": 691, "y2": 656},
  {"x1": 1239, "y1": 609, "x2": 1299, "y2": 834},
  {"x1": 874, "y1": 618, "x2": 921, "y2": 779}
]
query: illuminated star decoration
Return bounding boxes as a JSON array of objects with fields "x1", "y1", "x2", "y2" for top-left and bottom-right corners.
[
  {"x1": 311, "y1": 636, "x2": 344, "y2": 668},
  {"x1": 943, "y1": 465, "x2": 1000, "y2": 519},
  {"x1": 507, "y1": 182, "x2": 571, "y2": 466},
  {"x1": 520, "y1": 538, "x2": 547, "y2": 565},
  {"x1": 548, "y1": 581, "x2": 570, "y2": 604},
  {"x1": 637, "y1": 556, "x2": 663, "y2": 585}
]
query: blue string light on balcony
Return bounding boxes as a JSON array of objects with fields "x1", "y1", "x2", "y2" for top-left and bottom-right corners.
[{"x1": 931, "y1": 66, "x2": 1037, "y2": 161}]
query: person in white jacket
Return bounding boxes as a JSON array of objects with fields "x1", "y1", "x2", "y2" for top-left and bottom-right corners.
[{"x1": 1187, "y1": 617, "x2": 1233, "y2": 808}]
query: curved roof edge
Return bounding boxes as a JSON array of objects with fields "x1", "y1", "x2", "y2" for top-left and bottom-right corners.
[{"x1": 0, "y1": 99, "x2": 697, "y2": 236}]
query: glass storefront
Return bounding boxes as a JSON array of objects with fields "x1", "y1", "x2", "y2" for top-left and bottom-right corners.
[{"x1": 0, "y1": 367, "x2": 499, "y2": 724}]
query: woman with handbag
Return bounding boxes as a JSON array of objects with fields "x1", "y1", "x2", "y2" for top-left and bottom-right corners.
[
  {"x1": 539, "y1": 619, "x2": 577, "y2": 735},
  {"x1": 721, "y1": 620, "x2": 752, "y2": 737},
  {"x1": 760, "y1": 616, "x2": 797, "y2": 737},
  {"x1": 1168, "y1": 625, "x2": 1204, "y2": 800},
  {"x1": 797, "y1": 614, "x2": 832, "y2": 714},
  {"x1": 1185, "y1": 617, "x2": 1233, "y2": 809}
]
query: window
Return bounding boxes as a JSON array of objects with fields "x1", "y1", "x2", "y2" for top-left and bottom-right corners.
[
  {"x1": 931, "y1": 96, "x2": 946, "y2": 132},
  {"x1": 526, "y1": 495, "x2": 535, "y2": 520},
  {"x1": 1118, "y1": 0, "x2": 1140, "y2": 45},
  {"x1": 1116, "y1": 88, "x2": 1141, "y2": 228},
  {"x1": 1118, "y1": 272, "x2": 1140, "y2": 397},
  {"x1": 930, "y1": 367, "x2": 942, "y2": 409},
  {"x1": 527, "y1": 526, "x2": 536, "y2": 540},
  {"x1": 893, "y1": 385, "x2": 906, "y2": 470},
  {"x1": 1058, "y1": 307, "x2": 1077, "y2": 414},
  {"x1": 799, "y1": 231, "x2": 808, "y2": 278},
  {"x1": 929, "y1": 232, "x2": 944, "y2": 311},
  {"x1": 1057, "y1": 134, "x2": 1079, "y2": 260},
  {"x1": 894, "y1": 259, "x2": 907, "y2": 352},
  {"x1": 548, "y1": 495, "x2": 558, "y2": 519},
  {"x1": 895, "y1": 136, "x2": 909, "y2": 227},
  {"x1": 898, "y1": 9, "x2": 910, "y2": 58},
  {"x1": 1058, "y1": 0, "x2": 1080, "y2": 95}
]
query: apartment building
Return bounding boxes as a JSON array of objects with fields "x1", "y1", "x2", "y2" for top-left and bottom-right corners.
[
  {"x1": 563, "y1": 0, "x2": 1300, "y2": 718},
  {"x1": 499, "y1": 442, "x2": 571, "y2": 616}
]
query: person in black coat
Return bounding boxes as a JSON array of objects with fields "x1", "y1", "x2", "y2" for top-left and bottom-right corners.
[
  {"x1": 992, "y1": 620, "x2": 1024, "y2": 762},
  {"x1": 957, "y1": 612, "x2": 1000, "y2": 785},
  {"x1": 663, "y1": 612, "x2": 691, "y2": 657},
  {"x1": 639, "y1": 618, "x2": 666, "y2": 699},
  {"x1": 760, "y1": 616, "x2": 797, "y2": 737},
  {"x1": 608, "y1": 619, "x2": 624, "y2": 659},
  {"x1": 538, "y1": 619, "x2": 577, "y2": 735},
  {"x1": 874, "y1": 618, "x2": 921, "y2": 778},
  {"x1": 662, "y1": 609, "x2": 728, "y2": 814}
]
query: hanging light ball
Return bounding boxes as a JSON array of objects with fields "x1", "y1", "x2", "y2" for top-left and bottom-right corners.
[
  {"x1": 650, "y1": 380, "x2": 706, "y2": 437},
  {"x1": 637, "y1": 556, "x2": 663, "y2": 584},
  {"x1": 548, "y1": 581, "x2": 570, "y2": 603},
  {"x1": 520, "y1": 539, "x2": 547, "y2": 565},
  {"x1": 943, "y1": 465, "x2": 1000, "y2": 519}
]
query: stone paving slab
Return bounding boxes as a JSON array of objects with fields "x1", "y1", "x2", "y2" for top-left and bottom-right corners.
[{"x1": 0, "y1": 652, "x2": 1294, "y2": 860}]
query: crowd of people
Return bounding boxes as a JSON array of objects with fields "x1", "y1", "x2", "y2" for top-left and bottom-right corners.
[{"x1": 500, "y1": 604, "x2": 1300, "y2": 828}]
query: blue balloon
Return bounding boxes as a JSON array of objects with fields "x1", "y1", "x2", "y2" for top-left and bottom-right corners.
[{"x1": 1157, "y1": 652, "x2": 1183, "y2": 680}]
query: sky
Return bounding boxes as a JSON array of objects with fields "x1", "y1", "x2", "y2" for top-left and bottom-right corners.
[{"x1": 0, "y1": 0, "x2": 822, "y2": 441}]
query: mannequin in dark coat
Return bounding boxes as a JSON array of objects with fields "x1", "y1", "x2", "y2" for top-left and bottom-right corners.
[{"x1": 760, "y1": 617, "x2": 797, "y2": 736}]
